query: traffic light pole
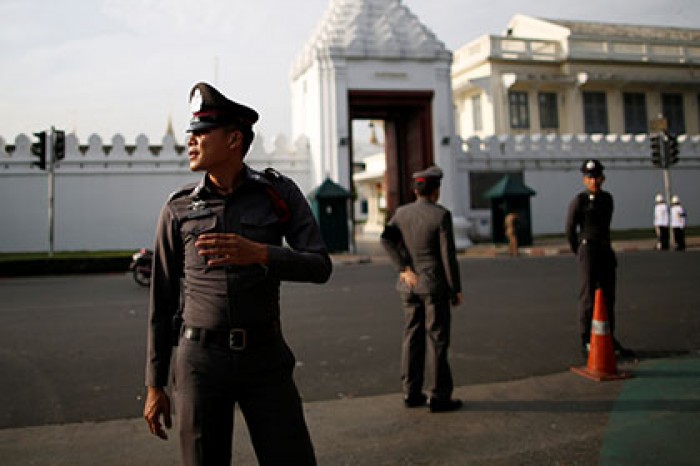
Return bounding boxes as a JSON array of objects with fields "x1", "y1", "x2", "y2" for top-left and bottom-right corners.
[
  {"x1": 48, "y1": 127, "x2": 56, "y2": 257},
  {"x1": 659, "y1": 132, "x2": 673, "y2": 226}
]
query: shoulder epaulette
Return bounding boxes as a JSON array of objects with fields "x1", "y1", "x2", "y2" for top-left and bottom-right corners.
[
  {"x1": 264, "y1": 167, "x2": 280, "y2": 178},
  {"x1": 167, "y1": 182, "x2": 198, "y2": 201}
]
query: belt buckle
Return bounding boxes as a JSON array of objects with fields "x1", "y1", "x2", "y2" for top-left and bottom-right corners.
[
  {"x1": 229, "y1": 328, "x2": 247, "y2": 351},
  {"x1": 183, "y1": 326, "x2": 199, "y2": 341}
]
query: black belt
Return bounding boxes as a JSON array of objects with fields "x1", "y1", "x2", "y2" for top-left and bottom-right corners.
[
  {"x1": 182, "y1": 322, "x2": 281, "y2": 351},
  {"x1": 580, "y1": 239, "x2": 610, "y2": 246}
]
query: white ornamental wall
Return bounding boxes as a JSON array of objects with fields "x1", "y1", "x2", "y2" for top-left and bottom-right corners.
[
  {"x1": 0, "y1": 133, "x2": 313, "y2": 253},
  {"x1": 457, "y1": 133, "x2": 700, "y2": 237},
  {"x1": 2, "y1": 131, "x2": 698, "y2": 252}
]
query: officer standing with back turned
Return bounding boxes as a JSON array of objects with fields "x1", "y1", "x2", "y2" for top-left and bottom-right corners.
[
  {"x1": 381, "y1": 165, "x2": 463, "y2": 413},
  {"x1": 143, "y1": 82, "x2": 332, "y2": 466},
  {"x1": 566, "y1": 159, "x2": 630, "y2": 358}
]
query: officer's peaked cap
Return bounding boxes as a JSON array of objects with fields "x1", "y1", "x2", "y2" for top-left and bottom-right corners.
[
  {"x1": 187, "y1": 82, "x2": 259, "y2": 132},
  {"x1": 412, "y1": 165, "x2": 443, "y2": 181},
  {"x1": 580, "y1": 159, "x2": 604, "y2": 177}
]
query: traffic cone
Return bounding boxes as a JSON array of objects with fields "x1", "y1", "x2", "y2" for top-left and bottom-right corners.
[{"x1": 571, "y1": 288, "x2": 633, "y2": 381}]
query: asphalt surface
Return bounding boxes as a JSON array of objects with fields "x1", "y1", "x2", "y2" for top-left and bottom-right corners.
[{"x1": 0, "y1": 236, "x2": 698, "y2": 465}]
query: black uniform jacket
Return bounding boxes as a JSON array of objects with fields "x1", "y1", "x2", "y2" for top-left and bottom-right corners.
[
  {"x1": 146, "y1": 165, "x2": 332, "y2": 387},
  {"x1": 565, "y1": 190, "x2": 614, "y2": 254},
  {"x1": 381, "y1": 198, "x2": 461, "y2": 300}
]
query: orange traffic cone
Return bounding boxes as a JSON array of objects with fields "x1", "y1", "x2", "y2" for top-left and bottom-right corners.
[{"x1": 571, "y1": 288, "x2": 633, "y2": 381}]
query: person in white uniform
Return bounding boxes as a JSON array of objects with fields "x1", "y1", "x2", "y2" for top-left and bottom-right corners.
[
  {"x1": 653, "y1": 194, "x2": 669, "y2": 251},
  {"x1": 670, "y1": 195, "x2": 687, "y2": 251}
]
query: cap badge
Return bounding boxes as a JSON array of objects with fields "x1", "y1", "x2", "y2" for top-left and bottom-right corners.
[
  {"x1": 190, "y1": 89, "x2": 203, "y2": 113},
  {"x1": 586, "y1": 160, "x2": 595, "y2": 170}
]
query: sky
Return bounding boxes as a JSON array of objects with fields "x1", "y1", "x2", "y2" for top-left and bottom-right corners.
[{"x1": 1, "y1": 0, "x2": 699, "y2": 145}]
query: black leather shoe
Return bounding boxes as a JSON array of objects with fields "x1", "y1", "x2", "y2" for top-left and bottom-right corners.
[
  {"x1": 613, "y1": 340, "x2": 635, "y2": 358},
  {"x1": 404, "y1": 393, "x2": 427, "y2": 408},
  {"x1": 429, "y1": 398, "x2": 462, "y2": 413}
]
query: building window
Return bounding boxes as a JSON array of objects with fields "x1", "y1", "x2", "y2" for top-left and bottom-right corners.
[
  {"x1": 583, "y1": 92, "x2": 609, "y2": 134},
  {"x1": 662, "y1": 93, "x2": 685, "y2": 135},
  {"x1": 472, "y1": 95, "x2": 482, "y2": 131},
  {"x1": 538, "y1": 92, "x2": 558, "y2": 129},
  {"x1": 359, "y1": 199, "x2": 368, "y2": 216},
  {"x1": 508, "y1": 91, "x2": 529, "y2": 129},
  {"x1": 623, "y1": 92, "x2": 648, "y2": 134}
]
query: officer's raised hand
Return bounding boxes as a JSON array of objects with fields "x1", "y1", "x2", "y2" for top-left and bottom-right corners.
[{"x1": 195, "y1": 232, "x2": 269, "y2": 266}]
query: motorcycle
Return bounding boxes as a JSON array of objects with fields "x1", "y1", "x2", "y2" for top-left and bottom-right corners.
[{"x1": 130, "y1": 248, "x2": 153, "y2": 287}]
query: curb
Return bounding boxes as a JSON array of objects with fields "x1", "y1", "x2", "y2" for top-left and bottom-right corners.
[{"x1": 333, "y1": 237, "x2": 699, "y2": 264}]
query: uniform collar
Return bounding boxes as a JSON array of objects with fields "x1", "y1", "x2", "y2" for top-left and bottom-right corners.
[{"x1": 190, "y1": 164, "x2": 271, "y2": 200}]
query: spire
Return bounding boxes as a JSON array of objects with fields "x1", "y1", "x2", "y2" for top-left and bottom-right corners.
[
  {"x1": 165, "y1": 113, "x2": 175, "y2": 137},
  {"x1": 291, "y1": 0, "x2": 450, "y2": 79}
]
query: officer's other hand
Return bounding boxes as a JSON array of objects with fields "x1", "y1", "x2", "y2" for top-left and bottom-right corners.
[
  {"x1": 144, "y1": 386, "x2": 172, "y2": 440},
  {"x1": 452, "y1": 292, "x2": 463, "y2": 307},
  {"x1": 399, "y1": 269, "x2": 419, "y2": 289},
  {"x1": 196, "y1": 233, "x2": 269, "y2": 266}
]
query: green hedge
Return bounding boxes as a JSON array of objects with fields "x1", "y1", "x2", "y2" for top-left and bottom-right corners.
[{"x1": 0, "y1": 255, "x2": 132, "y2": 277}]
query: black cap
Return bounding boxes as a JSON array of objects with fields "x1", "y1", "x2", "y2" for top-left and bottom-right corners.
[
  {"x1": 187, "y1": 82, "x2": 259, "y2": 132},
  {"x1": 580, "y1": 159, "x2": 604, "y2": 178}
]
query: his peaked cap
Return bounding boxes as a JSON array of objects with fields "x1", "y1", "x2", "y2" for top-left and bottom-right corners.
[
  {"x1": 412, "y1": 165, "x2": 443, "y2": 180},
  {"x1": 187, "y1": 82, "x2": 259, "y2": 132},
  {"x1": 580, "y1": 159, "x2": 604, "y2": 177}
]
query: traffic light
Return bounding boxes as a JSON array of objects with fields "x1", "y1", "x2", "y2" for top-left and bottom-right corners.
[
  {"x1": 667, "y1": 133, "x2": 679, "y2": 165},
  {"x1": 31, "y1": 131, "x2": 47, "y2": 170},
  {"x1": 650, "y1": 133, "x2": 663, "y2": 167},
  {"x1": 54, "y1": 130, "x2": 65, "y2": 161}
]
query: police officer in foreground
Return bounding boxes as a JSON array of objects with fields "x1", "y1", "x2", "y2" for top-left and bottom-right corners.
[
  {"x1": 143, "y1": 82, "x2": 332, "y2": 466},
  {"x1": 566, "y1": 160, "x2": 630, "y2": 357},
  {"x1": 381, "y1": 165, "x2": 463, "y2": 413}
]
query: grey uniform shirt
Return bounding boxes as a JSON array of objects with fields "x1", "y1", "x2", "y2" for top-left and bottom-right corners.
[
  {"x1": 145, "y1": 165, "x2": 332, "y2": 387},
  {"x1": 381, "y1": 198, "x2": 461, "y2": 299}
]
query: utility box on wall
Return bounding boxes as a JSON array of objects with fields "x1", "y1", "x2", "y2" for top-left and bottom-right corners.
[{"x1": 308, "y1": 178, "x2": 352, "y2": 253}]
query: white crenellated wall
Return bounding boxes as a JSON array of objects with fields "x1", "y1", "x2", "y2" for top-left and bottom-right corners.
[
  {"x1": 455, "y1": 133, "x2": 700, "y2": 239},
  {"x1": 0, "y1": 132, "x2": 313, "y2": 252},
  {"x1": 2, "y1": 131, "x2": 699, "y2": 252}
]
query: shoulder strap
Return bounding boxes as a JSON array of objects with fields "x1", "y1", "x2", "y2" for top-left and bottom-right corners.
[{"x1": 261, "y1": 168, "x2": 291, "y2": 224}]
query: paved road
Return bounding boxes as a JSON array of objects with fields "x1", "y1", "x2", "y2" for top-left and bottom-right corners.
[
  {"x1": 0, "y1": 249, "x2": 698, "y2": 430},
  {"x1": 0, "y1": 246, "x2": 698, "y2": 465}
]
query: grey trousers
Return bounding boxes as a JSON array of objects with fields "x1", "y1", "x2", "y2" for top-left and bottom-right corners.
[
  {"x1": 400, "y1": 292, "x2": 453, "y2": 401},
  {"x1": 577, "y1": 242, "x2": 617, "y2": 344},
  {"x1": 173, "y1": 338, "x2": 316, "y2": 466}
]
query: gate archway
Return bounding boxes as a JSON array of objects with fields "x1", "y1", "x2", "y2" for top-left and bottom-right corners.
[
  {"x1": 348, "y1": 90, "x2": 434, "y2": 216},
  {"x1": 290, "y1": 0, "x2": 468, "y2": 249}
]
